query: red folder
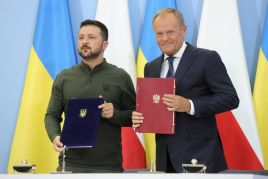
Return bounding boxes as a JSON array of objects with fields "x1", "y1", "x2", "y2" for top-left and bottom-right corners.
[{"x1": 136, "y1": 78, "x2": 176, "y2": 134}]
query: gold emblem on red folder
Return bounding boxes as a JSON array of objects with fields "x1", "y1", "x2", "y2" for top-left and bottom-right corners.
[
  {"x1": 79, "y1": 109, "x2": 87, "y2": 118},
  {"x1": 153, "y1": 94, "x2": 160, "y2": 104}
]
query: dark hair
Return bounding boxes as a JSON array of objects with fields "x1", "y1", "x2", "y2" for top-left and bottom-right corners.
[{"x1": 80, "y1": 19, "x2": 108, "y2": 41}]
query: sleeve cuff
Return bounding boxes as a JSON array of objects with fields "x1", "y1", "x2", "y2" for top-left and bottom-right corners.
[{"x1": 187, "y1": 99, "x2": 195, "y2": 115}]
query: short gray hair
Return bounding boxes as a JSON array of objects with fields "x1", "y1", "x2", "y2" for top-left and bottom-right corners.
[{"x1": 153, "y1": 8, "x2": 185, "y2": 26}]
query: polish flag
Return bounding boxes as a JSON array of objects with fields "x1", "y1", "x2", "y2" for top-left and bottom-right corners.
[
  {"x1": 197, "y1": 0, "x2": 264, "y2": 169},
  {"x1": 95, "y1": 0, "x2": 146, "y2": 169}
]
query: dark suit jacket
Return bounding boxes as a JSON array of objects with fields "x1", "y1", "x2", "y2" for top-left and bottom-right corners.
[{"x1": 144, "y1": 43, "x2": 239, "y2": 173}]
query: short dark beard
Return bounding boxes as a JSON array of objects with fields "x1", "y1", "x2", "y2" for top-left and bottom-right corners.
[{"x1": 78, "y1": 46, "x2": 102, "y2": 61}]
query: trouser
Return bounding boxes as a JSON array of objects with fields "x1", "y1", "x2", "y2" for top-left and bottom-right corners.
[{"x1": 166, "y1": 151, "x2": 176, "y2": 173}]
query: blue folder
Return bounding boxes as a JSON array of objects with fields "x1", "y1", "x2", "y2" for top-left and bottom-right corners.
[{"x1": 60, "y1": 98, "x2": 104, "y2": 148}]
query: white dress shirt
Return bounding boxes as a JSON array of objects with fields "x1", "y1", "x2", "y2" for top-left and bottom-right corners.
[{"x1": 160, "y1": 42, "x2": 195, "y2": 115}]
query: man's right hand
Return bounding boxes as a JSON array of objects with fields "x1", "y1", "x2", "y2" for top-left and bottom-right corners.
[
  {"x1": 131, "y1": 111, "x2": 144, "y2": 128},
  {"x1": 53, "y1": 136, "x2": 64, "y2": 152}
]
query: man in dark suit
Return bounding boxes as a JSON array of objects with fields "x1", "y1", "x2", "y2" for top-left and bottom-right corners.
[{"x1": 132, "y1": 8, "x2": 239, "y2": 173}]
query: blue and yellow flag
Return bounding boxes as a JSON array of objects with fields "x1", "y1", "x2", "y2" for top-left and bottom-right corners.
[
  {"x1": 8, "y1": 0, "x2": 77, "y2": 173},
  {"x1": 253, "y1": 6, "x2": 268, "y2": 169},
  {"x1": 136, "y1": 0, "x2": 177, "y2": 168}
]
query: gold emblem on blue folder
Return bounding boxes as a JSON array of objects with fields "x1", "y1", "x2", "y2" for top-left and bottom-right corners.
[{"x1": 79, "y1": 109, "x2": 87, "y2": 118}]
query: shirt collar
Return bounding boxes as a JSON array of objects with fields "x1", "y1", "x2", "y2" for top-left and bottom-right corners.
[
  {"x1": 80, "y1": 58, "x2": 107, "y2": 71},
  {"x1": 164, "y1": 41, "x2": 187, "y2": 60}
]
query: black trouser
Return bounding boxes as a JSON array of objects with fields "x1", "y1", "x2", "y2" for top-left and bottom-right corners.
[{"x1": 166, "y1": 151, "x2": 176, "y2": 173}]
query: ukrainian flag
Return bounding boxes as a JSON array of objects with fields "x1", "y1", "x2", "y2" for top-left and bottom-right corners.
[
  {"x1": 253, "y1": 6, "x2": 268, "y2": 169},
  {"x1": 8, "y1": 0, "x2": 77, "y2": 173},
  {"x1": 136, "y1": 0, "x2": 177, "y2": 169}
]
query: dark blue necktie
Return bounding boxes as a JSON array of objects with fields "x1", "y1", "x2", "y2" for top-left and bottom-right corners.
[{"x1": 166, "y1": 56, "x2": 174, "y2": 78}]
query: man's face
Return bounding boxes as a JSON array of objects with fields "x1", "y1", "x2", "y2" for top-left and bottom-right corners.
[
  {"x1": 153, "y1": 13, "x2": 186, "y2": 56},
  {"x1": 78, "y1": 25, "x2": 107, "y2": 60}
]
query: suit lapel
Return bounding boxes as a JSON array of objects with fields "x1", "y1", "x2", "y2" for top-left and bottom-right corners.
[
  {"x1": 174, "y1": 43, "x2": 196, "y2": 85},
  {"x1": 151, "y1": 55, "x2": 164, "y2": 77}
]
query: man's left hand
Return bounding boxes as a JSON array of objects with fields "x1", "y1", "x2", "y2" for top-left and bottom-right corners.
[
  {"x1": 98, "y1": 102, "x2": 114, "y2": 119},
  {"x1": 162, "y1": 94, "x2": 190, "y2": 113}
]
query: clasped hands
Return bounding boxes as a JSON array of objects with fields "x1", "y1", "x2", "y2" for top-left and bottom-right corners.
[{"x1": 132, "y1": 94, "x2": 190, "y2": 128}]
